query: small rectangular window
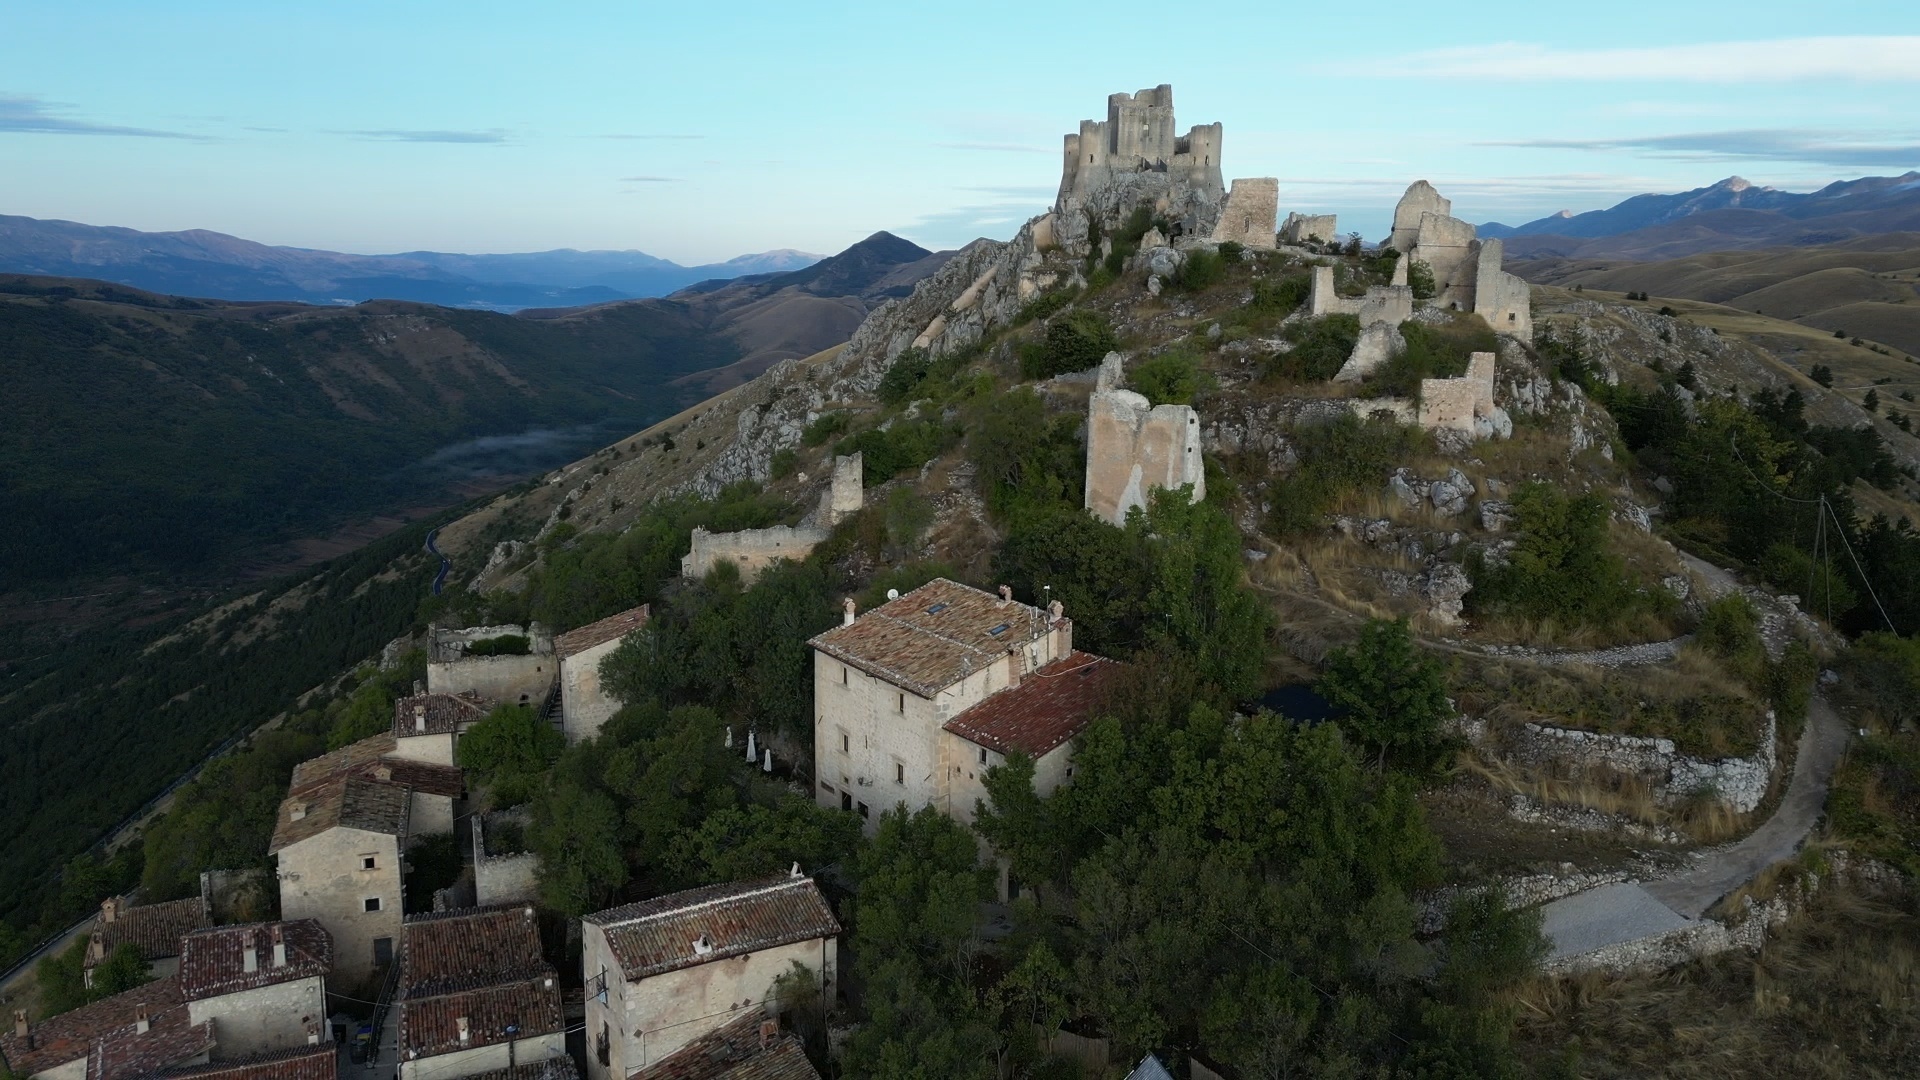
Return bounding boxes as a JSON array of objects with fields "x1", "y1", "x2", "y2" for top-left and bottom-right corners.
[
  {"x1": 819, "y1": 780, "x2": 835, "y2": 795},
  {"x1": 360, "y1": 855, "x2": 377, "y2": 871},
  {"x1": 857, "y1": 801, "x2": 869, "y2": 820},
  {"x1": 363, "y1": 897, "x2": 382, "y2": 913},
  {"x1": 841, "y1": 666, "x2": 848, "y2": 685},
  {"x1": 897, "y1": 693, "x2": 905, "y2": 713},
  {"x1": 373, "y1": 937, "x2": 393, "y2": 965},
  {"x1": 978, "y1": 747, "x2": 987, "y2": 765},
  {"x1": 840, "y1": 732, "x2": 849, "y2": 754},
  {"x1": 895, "y1": 762, "x2": 904, "y2": 785}
]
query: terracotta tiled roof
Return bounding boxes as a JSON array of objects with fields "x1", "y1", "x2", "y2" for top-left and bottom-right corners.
[
  {"x1": 176, "y1": 920, "x2": 331, "y2": 1001},
  {"x1": 0, "y1": 979, "x2": 183, "y2": 1077},
  {"x1": 271, "y1": 732, "x2": 462, "y2": 852},
  {"x1": 583, "y1": 875, "x2": 840, "y2": 983},
  {"x1": 943, "y1": 651, "x2": 1121, "y2": 757},
  {"x1": 630, "y1": 1011, "x2": 821, "y2": 1080},
  {"x1": 142, "y1": 1043, "x2": 336, "y2": 1079},
  {"x1": 393, "y1": 691, "x2": 488, "y2": 737},
  {"x1": 398, "y1": 977, "x2": 563, "y2": 1062},
  {"x1": 400, "y1": 905, "x2": 547, "y2": 996},
  {"x1": 454, "y1": 1059, "x2": 581, "y2": 1080},
  {"x1": 807, "y1": 579, "x2": 1062, "y2": 697},
  {"x1": 87, "y1": 1014, "x2": 215, "y2": 1080},
  {"x1": 90, "y1": 897, "x2": 211, "y2": 966},
  {"x1": 555, "y1": 605, "x2": 650, "y2": 659}
]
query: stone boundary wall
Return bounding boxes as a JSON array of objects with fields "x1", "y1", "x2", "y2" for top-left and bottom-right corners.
[
  {"x1": 1280, "y1": 211, "x2": 1337, "y2": 245},
  {"x1": 1418, "y1": 351, "x2": 1498, "y2": 433},
  {"x1": 681, "y1": 524, "x2": 829, "y2": 583},
  {"x1": 1504, "y1": 710, "x2": 1779, "y2": 814},
  {"x1": 473, "y1": 812, "x2": 540, "y2": 907}
]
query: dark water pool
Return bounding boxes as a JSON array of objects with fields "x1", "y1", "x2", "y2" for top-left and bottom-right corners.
[{"x1": 1252, "y1": 683, "x2": 1334, "y2": 723}]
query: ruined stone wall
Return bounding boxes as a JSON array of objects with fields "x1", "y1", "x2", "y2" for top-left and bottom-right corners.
[
  {"x1": 1387, "y1": 180, "x2": 1452, "y2": 253},
  {"x1": 473, "y1": 812, "x2": 540, "y2": 906},
  {"x1": 1473, "y1": 238, "x2": 1534, "y2": 343},
  {"x1": 1308, "y1": 264, "x2": 1362, "y2": 318},
  {"x1": 1279, "y1": 212, "x2": 1337, "y2": 245},
  {"x1": 828, "y1": 452, "x2": 864, "y2": 518},
  {"x1": 426, "y1": 653, "x2": 554, "y2": 709},
  {"x1": 1359, "y1": 284, "x2": 1413, "y2": 327},
  {"x1": 1504, "y1": 711, "x2": 1779, "y2": 814},
  {"x1": 1211, "y1": 178, "x2": 1278, "y2": 249},
  {"x1": 1410, "y1": 212, "x2": 1479, "y2": 309},
  {"x1": 1084, "y1": 356, "x2": 1205, "y2": 526},
  {"x1": 680, "y1": 525, "x2": 828, "y2": 583},
  {"x1": 1417, "y1": 351, "x2": 1500, "y2": 435}
]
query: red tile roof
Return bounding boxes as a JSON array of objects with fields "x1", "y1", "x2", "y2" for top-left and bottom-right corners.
[
  {"x1": 808, "y1": 579, "x2": 1063, "y2": 697},
  {"x1": 943, "y1": 652, "x2": 1121, "y2": 757},
  {"x1": 393, "y1": 692, "x2": 488, "y2": 737},
  {"x1": 271, "y1": 733, "x2": 462, "y2": 852},
  {"x1": 454, "y1": 1060, "x2": 581, "y2": 1080},
  {"x1": 141, "y1": 1044, "x2": 336, "y2": 1080},
  {"x1": 86, "y1": 1013, "x2": 214, "y2": 1080},
  {"x1": 0, "y1": 979, "x2": 184, "y2": 1077},
  {"x1": 400, "y1": 905, "x2": 547, "y2": 996},
  {"x1": 90, "y1": 896, "x2": 211, "y2": 966},
  {"x1": 555, "y1": 605, "x2": 650, "y2": 659},
  {"x1": 398, "y1": 977, "x2": 563, "y2": 1062},
  {"x1": 630, "y1": 1011, "x2": 821, "y2": 1080},
  {"x1": 177, "y1": 920, "x2": 331, "y2": 1001},
  {"x1": 582, "y1": 875, "x2": 840, "y2": 982}
]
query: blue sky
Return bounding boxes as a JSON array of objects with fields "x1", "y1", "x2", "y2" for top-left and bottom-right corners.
[{"x1": 3, "y1": 2, "x2": 1916, "y2": 263}]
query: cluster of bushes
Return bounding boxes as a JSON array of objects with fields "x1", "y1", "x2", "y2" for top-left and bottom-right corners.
[
  {"x1": 1266, "y1": 413, "x2": 1427, "y2": 534},
  {"x1": 1128, "y1": 347, "x2": 1210, "y2": 405},
  {"x1": 465, "y1": 633, "x2": 530, "y2": 657},
  {"x1": 836, "y1": 417, "x2": 962, "y2": 486},
  {"x1": 1018, "y1": 309, "x2": 1117, "y2": 380},
  {"x1": 1465, "y1": 483, "x2": 1672, "y2": 632},
  {"x1": 1370, "y1": 317, "x2": 1496, "y2": 399},
  {"x1": 1263, "y1": 313, "x2": 1359, "y2": 383}
]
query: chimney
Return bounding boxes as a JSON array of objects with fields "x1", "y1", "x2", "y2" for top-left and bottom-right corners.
[
  {"x1": 242, "y1": 932, "x2": 258, "y2": 974},
  {"x1": 841, "y1": 597, "x2": 856, "y2": 626},
  {"x1": 412, "y1": 679, "x2": 423, "y2": 696},
  {"x1": 759, "y1": 1018, "x2": 780, "y2": 1049},
  {"x1": 101, "y1": 896, "x2": 120, "y2": 924},
  {"x1": 998, "y1": 584, "x2": 1013, "y2": 605},
  {"x1": 456, "y1": 1017, "x2": 470, "y2": 1045},
  {"x1": 306, "y1": 1020, "x2": 322, "y2": 1045},
  {"x1": 271, "y1": 924, "x2": 287, "y2": 968},
  {"x1": 374, "y1": 764, "x2": 393, "y2": 782},
  {"x1": 135, "y1": 1007, "x2": 150, "y2": 1035},
  {"x1": 13, "y1": 1009, "x2": 27, "y2": 1040},
  {"x1": 1049, "y1": 599, "x2": 1064, "y2": 621},
  {"x1": 88, "y1": 931, "x2": 105, "y2": 966},
  {"x1": 289, "y1": 801, "x2": 307, "y2": 821},
  {"x1": 414, "y1": 704, "x2": 427, "y2": 732},
  {"x1": 692, "y1": 934, "x2": 714, "y2": 957}
]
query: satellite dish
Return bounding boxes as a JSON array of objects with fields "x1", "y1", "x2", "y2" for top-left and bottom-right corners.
[{"x1": 887, "y1": 589, "x2": 900, "y2": 600}]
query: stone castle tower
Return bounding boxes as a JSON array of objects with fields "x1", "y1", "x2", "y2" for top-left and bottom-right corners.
[{"x1": 1056, "y1": 85, "x2": 1224, "y2": 209}]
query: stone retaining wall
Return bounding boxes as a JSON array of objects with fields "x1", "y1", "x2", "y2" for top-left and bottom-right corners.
[{"x1": 1505, "y1": 711, "x2": 1778, "y2": 814}]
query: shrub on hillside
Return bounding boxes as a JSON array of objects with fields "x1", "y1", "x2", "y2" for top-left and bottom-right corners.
[
  {"x1": 1467, "y1": 483, "x2": 1653, "y2": 628},
  {"x1": 1129, "y1": 348, "x2": 1211, "y2": 405},
  {"x1": 1173, "y1": 247, "x2": 1226, "y2": 292},
  {"x1": 878, "y1": 347, "x2": 934, "y2": 405},
  {"x1": 1020, "y1": 309, "x2": 1117, "y2": 379},
  {"x1": 1370, "y1": 318, "x2": 1495, "y2": 399},
  {"x1": 1264, "y1": 313, "x2": 1359, "y2": 383},
  {"x1": 1267, "y1": 413, "x2": 1425, "y2": 535},
  {"x1": 802, "y1": 412, "x2": 849, "y2": 447},
  {"x1": 1407, "y1": 259, "x2": 1437, "y2": 300}
]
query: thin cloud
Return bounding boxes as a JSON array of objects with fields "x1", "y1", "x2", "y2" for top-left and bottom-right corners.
[
  {"x1": 0, "y1": 94, "x2": 201, "y2": 139},
  {"x1": 1361, "y1": 36, "x2": 1920, "y2": 82},
  {"x1": 1485, "y1": 129, "x2": 1920, "y2": 169},
  {"x1": 596, "y1": 133, "x2": 703, "y2": 140},
  {"x1": 618, "y1": 175, "x2": 679, "y2": 182},
  {"x1": 935, "y1": 141, "x2": 1051, "y2": 154},
  {"x1": 344, "y1": 128, "x2": 509, "y2": 144}
]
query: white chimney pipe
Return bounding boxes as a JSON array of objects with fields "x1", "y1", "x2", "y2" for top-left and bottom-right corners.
[{"x1": 842, "y1": 597, "x2": 856, "y2": 626}]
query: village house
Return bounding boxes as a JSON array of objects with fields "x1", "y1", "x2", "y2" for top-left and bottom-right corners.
[
  {"x1": 581, "y1": 871, "x2": 839, "y2": 1079},
  {"x1": 628, "y1": 1009, "x2": 821, "y2": 1080},
  {"x1": 177, "y1": 920, "x2": 332, "y2": 1059},
  {"x1": 395, "y1": 905, "x2": 566, "y2": 1080},
  {"x1": 389, "y1": 689, "x2": 489, "y2": 766},
  {"x1": 427, "y1": 625, "x2": 557, "y2": 710},
  {"x1": 554, "y1": 605, "x2": 650, "y2": 744},
  {"x1": 3, "y1": 978, "x2": 210, "y2": 1080},
  {"x1": 807, "y1": 579, "x2": 1120, "y2": 836},
  {"x1": 83, "y1": 894, "x2": 211, "y2": 987},
  {"x1": 271, "y1": 735, "x2": 462, "y2": 985}
]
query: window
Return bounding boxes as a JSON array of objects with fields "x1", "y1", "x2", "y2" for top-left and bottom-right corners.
[
  {"x1": 363, "y1": 897, "x2": 382, "y2": 913},
  {"x1": 895, "y1": 762, "x2": 905, "y2": 785},
  {"x1": 841, "y1": 666, "x2": 848, "y2": 685},
  {"x1": 897, "y1": 693, "x2": 905, "y2": 714},
  {"x1": 840, "y1": 731, "x2": 849, "y2": 754},
  {"x1": 360, "y1": 855, "x2": 377, "y2": 871},
  {"x1": 596, "y1": 1024, "x2": 611, "y2": 1067},
  {"x1": 988, "y1": 623, "x2": 1009, "y2": 637},
  {"x1": 857, "y1": 801, "x2": 869, "y2": 820},
  {"x1": 373, "y1": 937, "x2": 393, "y2": 965},
  {"x1": 820, "y1": 780, "x2": 835, "y2": 795},
  {"x1": 978, "y1": 747, "x2": 988, "y2": 765},
  {"x1": 841, "y1": 791, "x2": 853, "y2": 812}
]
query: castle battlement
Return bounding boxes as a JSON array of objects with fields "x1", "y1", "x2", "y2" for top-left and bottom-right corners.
[{"x1": 1058, "y1": 84, "x2": 1223, "y2": 208}]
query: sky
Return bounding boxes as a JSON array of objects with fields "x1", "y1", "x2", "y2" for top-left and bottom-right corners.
[{"x1": 3, "y1": 2, "x2": 1918, "y2": 264}]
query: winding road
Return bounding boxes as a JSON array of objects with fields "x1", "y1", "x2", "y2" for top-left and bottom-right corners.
[{"x1": 425, "y1": 528, "x2": 450, "y2": 596}]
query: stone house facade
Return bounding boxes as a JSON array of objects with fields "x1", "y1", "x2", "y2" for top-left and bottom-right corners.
[
  {"x1": 178, "y1": 920, "x2": 332, "y2": 1059},
  {"x1": 808, "y1": 579, "x2": 1117, "y2": 837},
  {"x1": 84, "y1": 893, "x2": 210, "y2": 987},
  {"x1": 427, "y1": 625, "x2": 556, "y2": 710},
  {"x1": 554, "y1": 605, "x2": 650, "y2": 745},
  {"x1": 581, "y1": 873, "x2": 839, "y2": 1079},
  {"x1": 396, "y1": 906, "x2": 566, "y2": 1080},
  {"x1": 389, "y1": 691, "x2": 489, "y2": 766}
]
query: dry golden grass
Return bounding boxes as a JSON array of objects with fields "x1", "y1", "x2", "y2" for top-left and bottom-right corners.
[
  {"x1": 1461, "y1": 752, "x2": 1750, "y2": 845},
  {"x1": 1250, "y1": 536, "x2": 1428, "y2": 628},
  {"x1": 1515, "y1": 885, "x2": 1920, "y2": 1078}
]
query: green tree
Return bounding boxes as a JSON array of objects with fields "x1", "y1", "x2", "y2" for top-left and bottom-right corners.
[
  {"x1": 664, "y1": 797, "x2": 862, "y2": 886},
  {"x1": 1468, "y1": 483, "x2": 1642, "y2": 627},
  {"x1": 1137, "y1": 487, "x2": 1272, "y2": 700},
  {"x1": 1022, "y1": 310, "x2": 1116, "y2": 380},
  {"x1": 1865, "y1": 388, "x2": 1880, "y2": 414},
  {"x1": 1318, "y1": 618, "x2": 1453, "y2": 771},
  {"x1": 1408, "y1": 259, "x2": 1437, "y2": 300},
  {"x1": 528, "y1": 766, "x2": 627, "y2": 916},
  {"x1": 457, "y1": 704, "x2": 564, "y2": 806},
  {"x1": 1811, "y1": 364, "x2": 1835, "y2": 387},
  {"x1": 1129, "y1": 348, "x2": 1210, "y2": 405}
]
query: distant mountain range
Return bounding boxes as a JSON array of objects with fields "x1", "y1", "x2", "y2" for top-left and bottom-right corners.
[
  {"x1": 1481, "y1": 172, "x2": 1920, "y2": 261},
  {"x1": 0, "y1": 213, "x2": 823, "y2": 310}
]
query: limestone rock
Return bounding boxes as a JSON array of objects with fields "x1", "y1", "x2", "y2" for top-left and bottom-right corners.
[
  {"x1": 1145, "y1": 246, "x2": 1183, "y2": 279},
  {"x1": 1429, "y1": 470, "x2": 1471, "y2": 517},
  {"x1": 1479, "y1": 500, "x2": 1515, "y2": 532},
  {"x1": 1422, "y1": 563, "x2": 1473, "y2": 625},
  {"x1": 1662, "y1": 574, "x2": 1691, "y2": 602},
  {"x1": 1473, "y1": 406, "x2": 1513, "y2": 440},
  {"x1": 1139, "y1": 226, "x2": 1168, "y2": 251}
]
